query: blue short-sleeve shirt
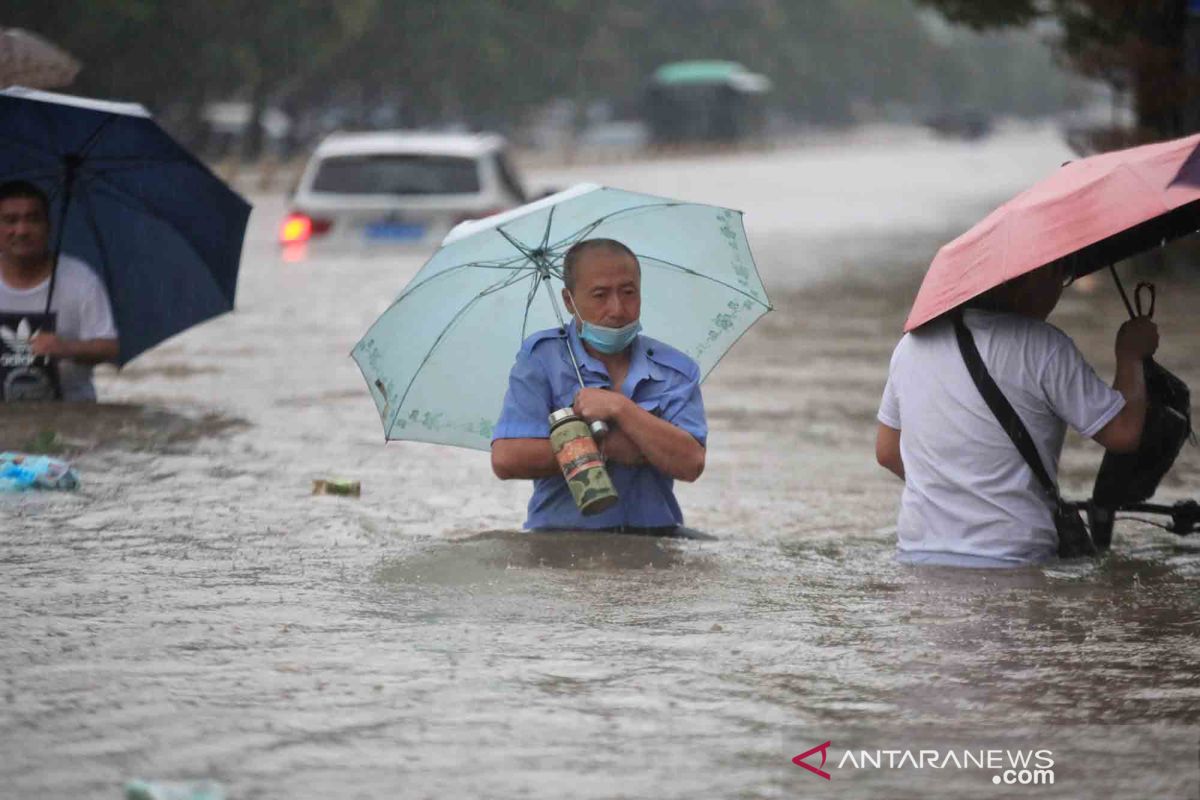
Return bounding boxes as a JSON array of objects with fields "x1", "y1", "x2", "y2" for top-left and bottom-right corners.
[{"x1": 492, "y1": 324, "x2": 707, "y2": 530}]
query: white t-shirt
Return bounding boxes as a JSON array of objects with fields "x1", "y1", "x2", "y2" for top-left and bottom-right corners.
[
  {"x1": 878, "y1": 310, "x2": 1124, "y2": 566},
  {"x1": 0, "y1": 254, "x2": 118, "y2": 401}
]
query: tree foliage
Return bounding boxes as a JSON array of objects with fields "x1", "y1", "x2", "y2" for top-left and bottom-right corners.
[
  {"x1": 9, "y1": 0, "x2": 1084, "y2": 151},
  {"x1": 916, "y1": 0, "x2": 1193, "y2": 139}
]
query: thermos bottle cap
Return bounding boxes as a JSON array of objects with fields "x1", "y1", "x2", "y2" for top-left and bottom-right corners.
[{"x1": 549, "y1": 407, "x2": 579, "y2": 426}]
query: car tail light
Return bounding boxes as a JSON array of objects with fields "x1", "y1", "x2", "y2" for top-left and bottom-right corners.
[{"x1": 280, "y1": 213, "x2": 332, "y2": 244}]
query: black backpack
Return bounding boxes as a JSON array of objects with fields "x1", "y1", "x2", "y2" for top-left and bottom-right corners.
[
  {"x1": 1091, "y1": 359, "x2": 1192, "y2": 509},
  {"x1": 1089, "y1": 282, "x2": 1193, "y2": 547}
]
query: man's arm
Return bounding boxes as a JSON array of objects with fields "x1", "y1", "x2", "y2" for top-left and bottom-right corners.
[
  {"x1": 875, "y1": 423, "x2": 904, "y2": 480},
  {"x1": 573, "y1": 388, "x2": 705, "y2": 482},
  {"x1": 30, "y1": 333, "x2": 119, "y2": 365},
  {"x1": 491, "y1": 438, "x2": 560, "y2": 480},
  {"x1": 491, "y1": 340, "x2": 558, "y2": 480},
  {"x1": 1092, "y1": 317, "x2": 1157, "y2": 454}
]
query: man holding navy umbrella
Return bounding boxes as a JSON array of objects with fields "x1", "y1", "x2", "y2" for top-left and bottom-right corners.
[{"x1": 0, "y1": 180, "x2": 117, "y2": 401}]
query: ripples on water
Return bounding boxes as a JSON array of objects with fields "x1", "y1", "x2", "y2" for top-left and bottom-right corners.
[{"x1": 3, "y1": 130, "x2": 1200, "y2": 798}]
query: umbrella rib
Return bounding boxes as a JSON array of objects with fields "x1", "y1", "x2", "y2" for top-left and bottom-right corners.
[
  {"x1": 545, "y1": 251, "x2": 565, "y2": 278},
  {"x1": 480, "y1": 267, "x2": 537, "y2": 296},
  {"x1": 521, "y1": 273, "x2": 542, "y2": 342},
  {"x1": 497, "y1": 226, "x2": 537, "y2": 261},
  {"x1": 394, "y1": 260, "x2": 534, "y2": 304},
  {"x1": 545, "y1": 201, "x2": 685, "y2": 251},
  {"x1": 457, "y1": 252, "x2": 534, "y2": 270},
  {"x1": 538, "y1": 203, "x2": 556, "y2": 251},
  {"x1": 384, "y1": 270, "x2": 532, "y2": 437},
  {"x1": 77, "y1": 113, "x2": 120, "y2": 160},
  {"x1": 636, "y1": 253, "x2": 771, "y2": 309},
  {"x1": 739, "y1": 212, "x2": 775, "y2": 310},
  {"x1": 492, "y1": 222, "x2": 552, "y2": 342}
]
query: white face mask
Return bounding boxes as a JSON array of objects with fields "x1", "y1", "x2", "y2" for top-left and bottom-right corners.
[
  {"x1": 567, "y1": 290, "x2": 641, "y2": 353},
  {"x1": 578, "y1": 317, "x2": 642, "y2": 354}
]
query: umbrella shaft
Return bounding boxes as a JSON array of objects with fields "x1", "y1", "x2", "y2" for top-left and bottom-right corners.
[
  {"x1": 43, "y1": 171, "x2": 74, "y2": 317},
  {"x1": 541, "y1": 276, "x2": 586, "y2": 390},
  {"x1": 1109, "y1": 264, "x2": 1136, "y2": 319}
]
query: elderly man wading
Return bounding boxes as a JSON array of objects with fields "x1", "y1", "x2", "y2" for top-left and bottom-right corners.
[{"x1": 491, "y1": 238, "x2": 708, "y2": 534}]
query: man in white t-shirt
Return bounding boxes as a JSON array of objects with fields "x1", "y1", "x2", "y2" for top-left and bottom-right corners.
[
  {"x1": 0, "y1": 180, "x2": 119, "y2": 402},
  {"x1": 875, "y1": 261, "x2": 1159, "y2": 567}
]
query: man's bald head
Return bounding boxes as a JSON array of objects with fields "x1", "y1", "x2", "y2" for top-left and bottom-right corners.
[{"x1": 562, "y1": 238, "x2": 639, "y2": 292}]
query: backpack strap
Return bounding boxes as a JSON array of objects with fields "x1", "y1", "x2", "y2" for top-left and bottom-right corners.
[{"x1": 951, "y1": 311, "x2": 1060, "y2": 501}]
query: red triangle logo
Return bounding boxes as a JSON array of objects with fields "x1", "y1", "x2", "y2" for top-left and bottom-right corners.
[{"x1": 792, "y1": 740, "x2": 832, "y2": 780}]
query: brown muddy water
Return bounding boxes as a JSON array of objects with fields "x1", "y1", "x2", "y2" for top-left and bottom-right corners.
[{"x1": 3, "y1": 126, "x2": 1199, "y2": 799}]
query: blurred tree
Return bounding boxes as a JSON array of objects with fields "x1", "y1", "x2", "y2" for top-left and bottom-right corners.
[
  {"x1": 5, "y1": 0, "x2": 1089, "y2": 154},
  {"x1": 6, "y1": 0, "x2": 376, "y2": 153},
  {"x1": 204, "y1": 0, "x2": 378, "y2": 158},
  {"x1": 916, "y1": 0, "x2": 1193, "y2": 140}
]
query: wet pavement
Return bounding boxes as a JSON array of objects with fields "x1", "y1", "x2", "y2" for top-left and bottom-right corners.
[{"x1": 3, "y1": 124, "x2": 1199, "y2": 798}]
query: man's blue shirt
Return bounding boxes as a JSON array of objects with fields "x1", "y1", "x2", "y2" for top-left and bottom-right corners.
[{"x1": 492, "y1": 323, "x2": 707, "y2": 530}]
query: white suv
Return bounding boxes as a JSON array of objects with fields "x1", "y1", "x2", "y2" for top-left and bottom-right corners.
[{"x1": 281, "y1": 131, "x2": 528, "y2": 248}]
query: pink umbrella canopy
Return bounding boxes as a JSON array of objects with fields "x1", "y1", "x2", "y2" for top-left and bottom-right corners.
[{"x1": 905, "y1": 132, "x2": 1200, "y2": 332}]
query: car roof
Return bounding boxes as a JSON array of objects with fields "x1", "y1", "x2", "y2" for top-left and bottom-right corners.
[{"x1": 314, "y1": 130, "x2": 507, "y2": 159}]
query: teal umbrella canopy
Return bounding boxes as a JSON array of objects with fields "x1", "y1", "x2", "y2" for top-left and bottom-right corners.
[{"x1": 352, "y1": 183, "x2": 771, "y2": 450}]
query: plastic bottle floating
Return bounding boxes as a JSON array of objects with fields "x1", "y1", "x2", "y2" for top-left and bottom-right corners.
[{"x1": 0, "y1": 452, "x2": 79, "y2": 492}]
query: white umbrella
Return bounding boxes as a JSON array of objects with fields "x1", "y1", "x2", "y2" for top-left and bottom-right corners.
[
  {"x1": 353, "y1": 183, "x2": 771, "y2": 450},
  {"x1": 0, "y1": 29, "x2": 80, "y2": 90}
]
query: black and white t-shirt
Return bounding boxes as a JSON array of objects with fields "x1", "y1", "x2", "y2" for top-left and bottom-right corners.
[{"x1": 0, "y1": 254, "x2": 118, "y2": 401}]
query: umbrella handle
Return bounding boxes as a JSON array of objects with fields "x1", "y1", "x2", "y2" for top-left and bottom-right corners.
[
  {"x1": 1135, "y1": 282, "x2": 1155, "y2": 318},
  {"x1": 590, "y1": 420, "x2": 609, "y2": 440}
]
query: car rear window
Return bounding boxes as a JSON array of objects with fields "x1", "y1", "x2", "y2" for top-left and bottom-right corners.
[{"x1": 310, "y1": 154, "x2": 481, "y2": 195}]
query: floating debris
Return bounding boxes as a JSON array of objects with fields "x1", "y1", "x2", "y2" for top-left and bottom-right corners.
[{"x1": 311, "y1": 478, "x2": 361, "y2": 497}]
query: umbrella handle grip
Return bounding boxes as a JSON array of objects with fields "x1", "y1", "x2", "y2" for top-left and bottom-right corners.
[
  {"x1": 590, "y1": 420, "x2": 609, "y2": 440},
  {"x1": 1135, "y1": 282, "x2": 1156, "y2": 318}
]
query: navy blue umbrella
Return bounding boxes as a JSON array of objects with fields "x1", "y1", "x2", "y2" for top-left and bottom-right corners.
[{"x1": 0, "y1": 87, "x2": 250, "y2": 364}]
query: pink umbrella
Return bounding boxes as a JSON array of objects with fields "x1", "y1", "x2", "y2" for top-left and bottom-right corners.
[{"x1": 905, "y1": 132, "x2": 1200, "y2": 332}]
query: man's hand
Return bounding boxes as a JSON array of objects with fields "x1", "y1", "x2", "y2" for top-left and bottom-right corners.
[
  {"x1": 29, "y1": 331, "x2": 67, "y2": 358},
  {"x1": 573, "y1": 387, "x2": 631, "y2": 422},
  {"x1": 1096, "y1": 316, "x2": 1159, "y2": 454},
  {"x1": 1115, "y1": 317, "x2": 1158, "y2": 361},
  {"x1": 29, "y1": 332, "x2": 119, "y2": 364},
  {"x1": 601, "y1": 428, "x2": 646, "y2": 467},
  {"x1": 575, "y1": 386, "x2": 704, "y2": 482}
]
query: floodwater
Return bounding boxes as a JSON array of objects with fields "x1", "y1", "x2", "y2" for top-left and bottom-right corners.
[{"x1": 3, "y1": 124, "x2": 1199, "y2": 799}]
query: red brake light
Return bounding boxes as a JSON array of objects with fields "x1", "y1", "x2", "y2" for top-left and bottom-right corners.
[
  {"x1": 281, "y1": 214, "x2": 311, "y2": 244},
  {"x1": 280, "y1": 213, "x2": 332, "y2": 244}
]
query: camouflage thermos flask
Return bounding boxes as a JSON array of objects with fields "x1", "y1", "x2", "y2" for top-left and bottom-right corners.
[{"x1": 548, "y1": 407, "x2": 619, "y2": 516}]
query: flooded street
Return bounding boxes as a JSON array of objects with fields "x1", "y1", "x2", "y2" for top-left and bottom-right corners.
[{"x1": 3, "y1": 125, "x2": 1199, "y2": 798}]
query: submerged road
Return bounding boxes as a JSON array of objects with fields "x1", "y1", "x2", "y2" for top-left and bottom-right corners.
[{"x1": 3, "y1": 124, "x2": 1199, "y2": 799}]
